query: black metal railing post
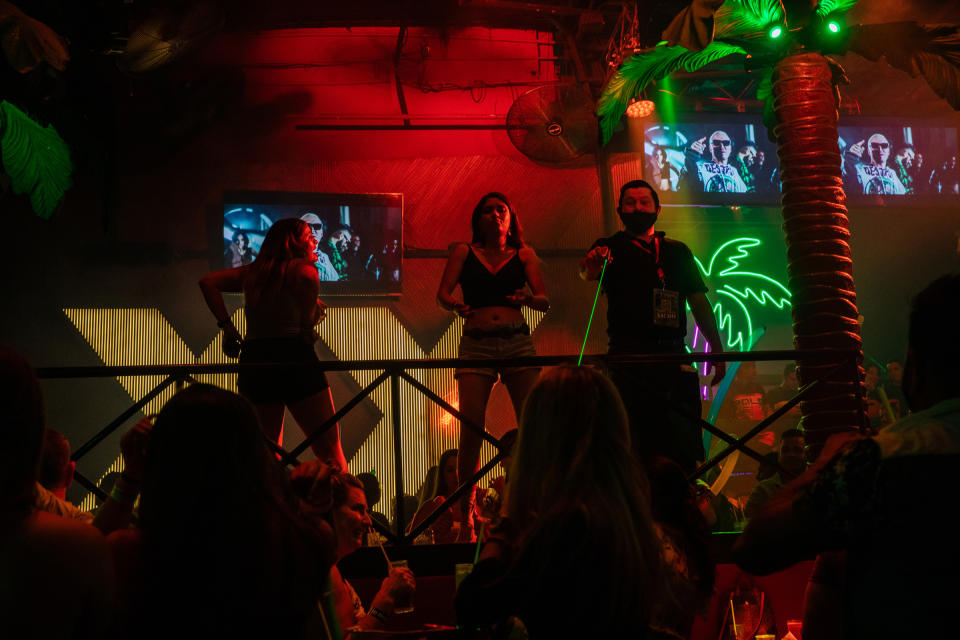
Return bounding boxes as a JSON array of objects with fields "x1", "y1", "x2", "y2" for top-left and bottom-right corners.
[{"x1": 390, "y1": 369, "x2": 407, "y2": 545}]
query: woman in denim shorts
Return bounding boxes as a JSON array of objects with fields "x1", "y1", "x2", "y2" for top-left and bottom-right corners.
[{"x1": 436, "y1": 192, "x2": 549, "y2": 539}]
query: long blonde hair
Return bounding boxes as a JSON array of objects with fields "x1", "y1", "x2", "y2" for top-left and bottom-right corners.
[{"x1": 506, "y1": 365, "x2": 662, "y2": 621}]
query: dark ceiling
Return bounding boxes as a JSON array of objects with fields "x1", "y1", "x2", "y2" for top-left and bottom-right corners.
[{"x1": 4, "y1": 0, "x2": 960, "y2": 172}]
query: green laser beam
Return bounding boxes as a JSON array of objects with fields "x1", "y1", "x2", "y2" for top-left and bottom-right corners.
[{"x1": 578, "y1": 259, "x2": 608, "y2": 366}]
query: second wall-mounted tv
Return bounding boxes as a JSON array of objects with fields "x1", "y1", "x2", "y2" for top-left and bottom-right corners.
[
  {"x1": 222, "y1": 190, "x2": 403, "y2": 296},
  {"x1": 838, "y1": 121, "x2": 959, "y2": 199}
]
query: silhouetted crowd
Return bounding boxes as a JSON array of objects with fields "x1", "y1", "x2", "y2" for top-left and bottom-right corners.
[{"x1": 4, "y1": 272, "x2": 959, "y2": 639}]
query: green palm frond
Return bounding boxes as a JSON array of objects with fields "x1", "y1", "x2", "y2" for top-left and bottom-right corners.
[
  {"x1": 713, "y1": 291, "x2": 755, "y2": 351},
  {"x1": 714, "y1": 0, "x2": 786, "y2": 41},
  {"x1": 815, "y1": 0, "x2": 857, "y2": 18},
  {"x1": 720, "y1": 280, "x2": 790, "y2": 308},
  {"x1": 598, "y1": 46, "x2": 689, "y2": 146},
  {"x1": 0, "y1": 100, "x2": 73, "y2": 219},
  {"x1": 755, "y1": 68, "x2": 777, "y2": 140},
  {"x1": 598, "y1": 41, "x2": 746, "y2": 145},
  {"x1": 845, "y1": 22, "x2": 960, "y2": 110}
]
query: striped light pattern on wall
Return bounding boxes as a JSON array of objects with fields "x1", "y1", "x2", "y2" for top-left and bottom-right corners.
[
  {"x1": 65, "y1": 308, "x2": 195, "y2": 511},
  {"x1": 67, "y1": 305, "x2": 546, "y2": 525},
  {"x1": 78, "y1": 453, "x2": 125, "y2": 512},
  {"x1": 317, "y1": 308, "x2": 430, "y2": 523},
  {"x1": 66, "y1": 308, "x2": 248, "y2": 511}
]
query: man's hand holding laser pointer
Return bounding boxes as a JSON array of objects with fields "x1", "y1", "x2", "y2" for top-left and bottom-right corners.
[{"x1": 579, "y1": 246, "x2": 612, "y2": 281}]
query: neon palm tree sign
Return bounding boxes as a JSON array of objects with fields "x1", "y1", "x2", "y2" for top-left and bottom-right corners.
[{"x1": 689, "y1": 236, "x2": 791, "y2": 353}]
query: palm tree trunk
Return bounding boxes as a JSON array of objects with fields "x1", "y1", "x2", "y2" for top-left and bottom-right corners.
[{"x1": 772, "y1": 52, "x2": 863, "y2": 456}]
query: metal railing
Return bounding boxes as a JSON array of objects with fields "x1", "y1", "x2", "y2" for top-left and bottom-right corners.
[{"x1": 37, "y1": 348, "x2": 863, "y2": 544}]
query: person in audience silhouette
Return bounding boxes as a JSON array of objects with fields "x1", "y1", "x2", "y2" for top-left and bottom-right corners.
[
  {"x1": 409, "y1": 448, "x2": 484, "y2": 543},
  {"x1": 744, "y1": 428, "x2": 806, "y2": 518},
  {"x1": 456, "y1": 365, "x2": 663, "y2": 638},
  {"x1": 321, "y1": 471, "x2": 416, "y2": 632},
  {"x1": 647, "y1": 457, "x2": 715, "y2": 639},
  {"x1": 734, "y1": 273, "x2": 960, "y2": 638},
  {"x1": 106, "y1": 384, "x2": 333, "y2": 639},
  {"x1": 1, "y1": 347, "x2": 115, "y2": 639}
]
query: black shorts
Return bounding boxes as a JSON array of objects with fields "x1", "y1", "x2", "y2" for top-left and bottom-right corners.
[{"x1": 236, "y1": 337, "x2": 330, "y2": 405}]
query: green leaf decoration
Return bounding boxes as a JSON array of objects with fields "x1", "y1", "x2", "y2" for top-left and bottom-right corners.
[
  {"x1": 714, "y1": 0, "x2": 786, "y2": 42},
  {"x1": 0, "y1": 100, "x2": 73, "y2": 219},
  {"x1": 815, "y1": 0, "x2": 858, "y2": 18},
  {"x1": 693, "y1": 237, "x2": 791, "y2": 351},
  {"x1": 598, "y1": 45, "x2": 689, "y2": 146},
  {"x1": 845, "y1": 23, "x2": 960, "y2": 110},
  {"x1": 597, "y1": 41, "x2": 746, "y2": 145},
  {"x1": 755, "y1": 68, "x2": 777, "y2": 141}
]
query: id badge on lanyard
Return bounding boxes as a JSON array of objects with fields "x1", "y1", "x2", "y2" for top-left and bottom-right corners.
[{"x1": 631, "y1": 236, "x2": 681, "y2": 328}]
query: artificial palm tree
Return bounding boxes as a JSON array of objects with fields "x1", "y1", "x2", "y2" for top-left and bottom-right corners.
[{"x1": 598, "y1": 0, "x2": 960, "y2": 454}]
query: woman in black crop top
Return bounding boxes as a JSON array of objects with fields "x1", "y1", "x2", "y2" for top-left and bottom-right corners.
[{"x1": 437, "y1": 192, "x2": 549, "y2": 540}]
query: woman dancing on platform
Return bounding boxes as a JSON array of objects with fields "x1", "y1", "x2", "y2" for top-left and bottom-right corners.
[
  {"x1": 200, "y1": 218, "x2": 347, "y2": 469},
  {"x1": 436, "y1": 192, "x2": 548, "y2": 539}
]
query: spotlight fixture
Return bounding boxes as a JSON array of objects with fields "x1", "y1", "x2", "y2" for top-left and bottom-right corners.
[
  {"x1": 826, "y1": 21, "x2": 840, "y2": 33},
  {"x1": 768, "y1": 26, "x2": 783, "y2": 39},
  {"x1": 626, "y1": 99, "x2": 656, "y2": 118}
]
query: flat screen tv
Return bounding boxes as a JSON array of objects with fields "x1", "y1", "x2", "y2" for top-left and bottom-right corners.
[
  {"x1": 837, "y1": 120, "x2": 959, "y2": 201},
  {"x1": 643, "y1": 115, "x2": 958, "y2": 207},
  {"x1": 221, "y1": 190, "x2": 403, "y2": 296},
  {"x1": 643, "y1": 116, "x2": 780, "y2": 206}
]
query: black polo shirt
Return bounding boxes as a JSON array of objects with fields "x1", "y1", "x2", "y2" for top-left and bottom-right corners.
[{"x1": 590, "y1": 231, "x2": 707, "y2": 353}]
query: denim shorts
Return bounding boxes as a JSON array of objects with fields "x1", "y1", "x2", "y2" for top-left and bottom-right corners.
[{"x1": 455, "y1": 328, "x2": 539, "y2": 380}]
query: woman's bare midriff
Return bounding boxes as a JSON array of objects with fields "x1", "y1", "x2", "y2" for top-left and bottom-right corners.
[{"x1": 464, "y1": 305, "x2": 525, "y2": 330}]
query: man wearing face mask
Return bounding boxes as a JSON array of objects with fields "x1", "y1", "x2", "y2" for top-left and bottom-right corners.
[{"x1": 580, "y1": 179, "x2": 726, "y2": 472}]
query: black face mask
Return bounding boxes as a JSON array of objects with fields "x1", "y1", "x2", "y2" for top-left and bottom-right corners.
[{"x1": 619, "y1": 210, "x2": 658, "y2": 235}]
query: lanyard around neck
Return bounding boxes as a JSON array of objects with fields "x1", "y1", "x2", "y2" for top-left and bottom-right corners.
[{"x1": 627, "y1": 235, "x2": 665, "y2": 284}]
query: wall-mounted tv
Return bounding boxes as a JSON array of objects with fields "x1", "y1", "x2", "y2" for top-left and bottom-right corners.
[
  {"x1": 222, "y1": 190, "x2": 403, "y2": 296},
  {"x1": 837, "y1": 120, "x2": 959, "y2": 201},
  {"x1": 643, "y1": 116, "x2": 780, "y2": 206},
  {"x1": 642, "y1": 114, "x2": 959, "y2": 207}
]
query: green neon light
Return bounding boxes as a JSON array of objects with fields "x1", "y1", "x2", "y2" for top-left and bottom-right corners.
[
  {"x1": 693, "y1": 237, "x2": 792, "y2": 351},
  {"x1": 720, "y1": 283, "x2": 790, "y2": 309},
  {"x1": 827, "y1": 21, "x2": 840, "y2": 33},
  {"x1": 769, "y1": 26, "x2": 783, "y2": 38},
  {"x1": 655, "y1": 74, "x2": 677, "y2": 126},
  {"x1": 578, "y1": 259, "x2": 608, "y2": 366},
  {"x1": 715, "y1": 289, "x2": 754, "y2": 352}
]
